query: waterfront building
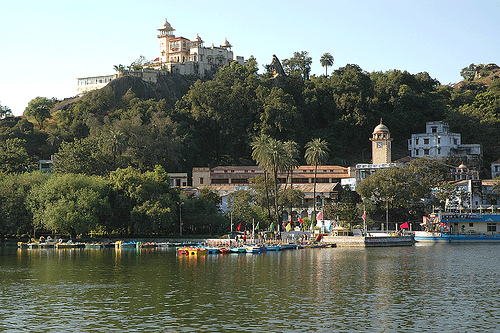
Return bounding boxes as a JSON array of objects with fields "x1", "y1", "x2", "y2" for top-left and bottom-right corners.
[
  {"x1": 407, "y1": 121, "x2": 482, "y2": 163},
  {"x1": 191, "y1": 165, "x2": 355, "y2": 219},
  {"x1": 491, "y1": 159, "x2": 500, "y2": 178}
]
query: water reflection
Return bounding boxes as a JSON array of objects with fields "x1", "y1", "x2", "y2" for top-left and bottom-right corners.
[{"x1": 1, "y1": 245, "x2": 499, "y2": 332}]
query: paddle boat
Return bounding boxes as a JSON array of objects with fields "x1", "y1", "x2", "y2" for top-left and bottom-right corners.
[
  {"x1": 245, "y1": 245, "x2": 264, "y2": 253},
  {"x1": 264, "y1": 244, "x2": 282, "y2": 251},
  {"x1": 230, "y1": 247, "x2": 247, "y2": 253},
  {"x1": 115, "y1": 241, "x2": 137, "y2": 248}
]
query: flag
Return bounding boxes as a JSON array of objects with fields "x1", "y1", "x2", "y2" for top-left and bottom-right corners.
[
  {"x1": 269, "y1": 223, "x2": 274, "y2": 232},
  {"x1": 362, "y1": 211, "x2": 366, "y2": 221},
  {"x1": 400, "y1": 222, "x2": 409, "y2": 229},
  {"x1": 255, "y1": 222, "x2": 260, "y2": 230},
  {"x1": 285, "y1": 223, "x2": 292, "y2": 232},
  {"x1": 316, "y1": 211, "x2": 323, "y2": 221},
  {"x1": 237, "y1": 222, "x2": 241, "y2": 231},
  {"x1": 298, "y1": 216, "x2": 304, "y2": 224}
]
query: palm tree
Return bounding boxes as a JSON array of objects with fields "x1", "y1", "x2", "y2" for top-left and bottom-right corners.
[
  {"x1": 305, "y1": 138, "x2": 330, "y2": 224},
  {"x1": 252, "y1": 135, "x2": 298, "y2": 229},
  {"x1": 320, "y1": 53, "x2": 334, "y2": 76},
  {"x1": 106, "y1": 130, "x2": 127, "y2": 164},
  {"x1": 251, "y1": 134, "x2": 273, "y2": 223}
]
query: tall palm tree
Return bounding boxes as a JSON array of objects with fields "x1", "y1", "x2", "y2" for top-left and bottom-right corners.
[
  {"x1": 305, "y1": 138, "x2": 330, "y2": 225},
  {"x1": 320, "y1": 53, "x2": 334, "y2": 77},
  {"x1": 251, "y1": 134, "x2": 273, "y2": 223},
  {"x1": 106, "y1": 130, "x2": 127, "y2": 164},
  {"x1": 252, "y1": 135, "x2": 298, "y2": 229}
]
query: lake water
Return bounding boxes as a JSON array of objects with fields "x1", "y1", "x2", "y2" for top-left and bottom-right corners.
[{"x1": 1, "y1": 244, "x2": 500, "y2": 332}]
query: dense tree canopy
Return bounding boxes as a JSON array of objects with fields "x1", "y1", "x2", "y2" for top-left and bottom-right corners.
[{"x1": 2, "y1": 56, "x2": 500, "y2": 238}]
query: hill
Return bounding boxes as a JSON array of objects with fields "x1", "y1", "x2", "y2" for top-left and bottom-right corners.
[{"x1": 53, "y1": 74, "x2": 198, "y2": 113}]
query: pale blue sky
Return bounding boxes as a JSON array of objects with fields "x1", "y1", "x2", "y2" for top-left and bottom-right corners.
[{"x1": 1, "y1": 0, "x2": 499, "y2": 116}]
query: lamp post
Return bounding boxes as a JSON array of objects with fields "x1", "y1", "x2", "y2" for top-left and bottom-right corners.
[{"x1": 177, "y1": 202, "x2": 184, "y2": 236}]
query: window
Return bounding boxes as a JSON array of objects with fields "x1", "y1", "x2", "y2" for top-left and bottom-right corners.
[
  {"x1": 431, "y1": 127, "x2": 437, "y2": 133},
  {"x1": 415, "y1": 138, "x2": 419, "y2": 145},
  {"x1": 487, "y1": 223, "x2": 497, "y2": 232},
  {"x1": 199, "y1": 177, "x2": 204, "y2": 185},
  {"x1": 454, "y1": 139, "x2": 458, "y2": 145},
  {"x1": 424, "y1": 138, "x2": 429, "y2": 145},
  {"x1": 415, "y1": 150, "x2": 419, "y2": 156},
  {"x1": 469, "y1": 223, "x2": 474, "y2": 227},
  {"x1": 424, "y1": 149, "x2": 429, "y2": 155},
  {"x1": 437, "y1": 138, "x2": 441, "y2": 144},
  {"x1": 437, "y1": 148, "x2": 441, "y2": 154},
  {"x1": 377, "y1": 142, "x2": 382, "y2": 148}
]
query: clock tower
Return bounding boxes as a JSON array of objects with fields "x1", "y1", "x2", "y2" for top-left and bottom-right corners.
[{"x1": 370, "y1": 119, "x2": 392, "y2": 164}]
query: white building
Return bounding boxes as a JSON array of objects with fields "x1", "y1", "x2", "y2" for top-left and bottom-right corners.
[{"x1": 408, "y1": 121, "x2": 482, "y2": 161}]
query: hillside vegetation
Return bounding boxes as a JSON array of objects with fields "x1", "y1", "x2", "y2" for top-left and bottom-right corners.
[{"x1": 2, "y1": 59, "x2": 500, "y2": 177}]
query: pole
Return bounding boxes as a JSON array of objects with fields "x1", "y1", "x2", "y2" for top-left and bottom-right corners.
[
  {"x1": 385, "y1": 199, "x2": 389, "y2": 233},
  {"x1": 178, "y1": 202, "x2": 184, "y2": 236}
]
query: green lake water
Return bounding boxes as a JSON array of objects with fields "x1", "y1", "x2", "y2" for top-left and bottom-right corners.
[{"x1": 1, "y1": 244, "x2": 499, "y2": 332}]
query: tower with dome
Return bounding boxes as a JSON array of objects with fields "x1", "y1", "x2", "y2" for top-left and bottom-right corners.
[
  {"x1": 355, "y1": 119, "x2": 396, "y2": 184},
  {"x1": 370, "y1": 119, "x2": 393, "y2": 165}
]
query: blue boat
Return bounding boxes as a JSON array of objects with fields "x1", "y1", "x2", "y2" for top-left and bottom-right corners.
[
  {"x1": 245, "y1": 245, "x2": 264, "y2": 253},
  {"x1": 265, "y1": 244, "x2": 282, "y2": 251},
  {"x1": 415, "y1": 213, "x2": 500, "y2": 243},
  {"x1": 230, "y1": 247, "x2": 246, "y2": 253}
]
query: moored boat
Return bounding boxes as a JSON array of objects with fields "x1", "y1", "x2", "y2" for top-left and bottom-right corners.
[
  {"x1": 245, "y1": 245, "x2": 264, "y2": 253},
  {"x1": 415, "y1": 213, "x2": 500, "y2": 243},
  {"x1": 264, "y1": 244, "x2": 282, "y2": 251}
]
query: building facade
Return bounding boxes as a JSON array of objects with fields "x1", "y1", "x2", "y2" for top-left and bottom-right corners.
[
  {"x1": 191, "y1": 165, "x2": 356, "y2": 219},
  {"x1": 77, "y1": 18, "x2": 246, "y2": 94},
  {"x1": 153, "y1": 18, "x2": 245, "y2": 77},
  {"x1": 408, "y1": 121, "x2": 482, "y2": 162}
]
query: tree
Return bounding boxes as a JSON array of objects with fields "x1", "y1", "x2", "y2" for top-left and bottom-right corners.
[
  {"x1": 320, "y1": 53, "x2": 334, "y2": 76},
  {"x1": 54, "y1": 137, "x2": 114, "y2": 176},
  {"x1": 0, "y1": 172, "x2": 49, "y2": 238},
  {"x1": 282, "y1": 51, "x2": 312, "y2": 80},
  {"x1": 305, "y1": 138, "x2": 330, "y2": 221},
  {"x1": 0, "y1": 138, "x2": 34, "y2": 173},
  {"x1": 0, "y1": 102, "x2": 12, "y2": 119},
  {"x1": 251, "y1": 135, "x2": 298, "y2": 228},
  {"x1": 26, "y1": 173, "x2": 112, "y2": 238},
  {"x1": 108, "y1": 166, "x2": 178, "y2": 236},
  {"x1": 24, "y1": 97, "x2": 56, "y2": 129},
  {"x1": 460, "y1": 63, "x2": 476, "y2": 81}
]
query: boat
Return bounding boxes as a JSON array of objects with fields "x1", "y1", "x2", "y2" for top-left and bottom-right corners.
[
  {"x1": 85, "y1": 243, "x2": 105, "y2": 249},
  {"x1": 177, "y1": 246, "x2": 208, "y2": 255},
  {"x1": 414, "y1": 213, "x2": 500, "y2": 243},
  {"x1": 136, "y1": 242, "x2": 157, "y2": 248},
  {"x1": 264, "y1": 244, "x2": 282, "y2": 251},
  {"x1": 115, "y1": 241, "x2": 137, "y2": 248},
  {"x1": 205, "y1": 247, "x2": 220, "y2": 254},
  {"x1": 55, "y1": 240, "x2": 85, "y2": 249},
  {"x1": 218, "y1": 247, "x2": 230, "y2": 254},
  {"x1": 230, "y1": 247, "x2": 246, "y2": 253},
  {"x1": 245, "y1": 245, "x2": 264, "y2": 253}
]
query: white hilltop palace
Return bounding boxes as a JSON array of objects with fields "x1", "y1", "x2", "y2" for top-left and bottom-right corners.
[{"x1": 77, "y1": 18, "x2": 247, "y2": 94}]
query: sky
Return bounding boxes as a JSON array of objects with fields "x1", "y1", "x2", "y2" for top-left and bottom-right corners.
[{"x1": 1, "y1": 0, "x2": 499, "y2": 116}]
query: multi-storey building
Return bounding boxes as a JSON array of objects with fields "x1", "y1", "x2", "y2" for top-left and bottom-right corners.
[
  {"x1": 191, "y1": 165, "x2": 356, "y2": 219},
  {"x1": 153, "y1": 18, "x2": 245, "y2": 77},
  {"x1": 408, "y1": 121, "x2": 482, "y2": 162},
  {"x1": 77, "y1": 18, "x2": 246, "y2": 94}
]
